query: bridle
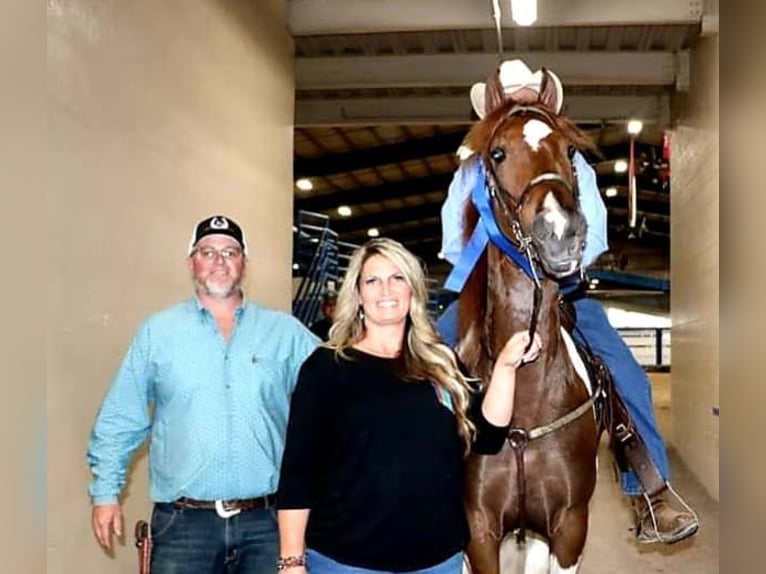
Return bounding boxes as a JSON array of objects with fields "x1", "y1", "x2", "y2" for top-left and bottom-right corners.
[
  {"x1": 482, "y1": 104, "x2": 579, "y2": 257},
  {"x1": 480, "y1": 104, "x2": 580, "y2": 353}
]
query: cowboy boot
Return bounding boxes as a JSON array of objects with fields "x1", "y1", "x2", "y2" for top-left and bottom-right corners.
[{"x1": 632, "y1": 492, "x2": 700, "y2": 544}]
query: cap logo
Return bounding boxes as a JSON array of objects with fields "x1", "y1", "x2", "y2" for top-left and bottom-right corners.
[{"x1": 210, "y1": 216, "x2": 229, "y2": 230}]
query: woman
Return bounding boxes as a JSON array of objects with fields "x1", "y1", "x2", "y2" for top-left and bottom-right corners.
[{"x1": 277, "y1": 238, "x2": 541, "y2": 574}]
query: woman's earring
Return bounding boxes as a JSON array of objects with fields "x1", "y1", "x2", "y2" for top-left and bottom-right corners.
[{"x1": 358, "y1": 308, "x2": 365, "y2": 320}]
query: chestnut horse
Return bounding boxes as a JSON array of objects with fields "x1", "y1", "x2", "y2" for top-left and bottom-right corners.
[{"x1": 452, "y1": 79, "x2": 600, "y2": 574}]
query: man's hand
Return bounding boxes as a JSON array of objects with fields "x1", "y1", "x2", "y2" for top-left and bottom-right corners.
[{"x1": 91, "y1": 503, "x2": 123, "y2": 551}]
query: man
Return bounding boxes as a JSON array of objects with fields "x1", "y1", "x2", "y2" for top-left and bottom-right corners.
[
  {"x1": 438, "y1": 60, "x2": 699, "y2": 545},
  {"x1": 87, "y1": 215, "x2": 319, "y2": 573},
  {"x1": 309, "y1": 291, "x2": 337, "y2": 340}
]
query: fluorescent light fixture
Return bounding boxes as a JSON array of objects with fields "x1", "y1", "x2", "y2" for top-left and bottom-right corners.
[
  {"x1": 510, "y1": 0, "x2": 537, "y2": 26},
  {"x1": 337, "y1": 205, "x2": 352, "y2": 217},
  {"x1": 605, "y1": 186, "x2": 618, "y2": 198},
  {"x1": 367, "y1": 227, "x2": 380, "y2": 237},
  {"x1": 627, "y1": 119, "x2": 643, "y2": 136},
  {"x1": 295, "y1": 178, "x2": 313, "y2": 191},
  {"x1": 614, "y1": 159, "x2": 628, "y2": 173}
]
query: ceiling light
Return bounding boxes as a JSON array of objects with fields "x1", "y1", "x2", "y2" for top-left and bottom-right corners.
[
  {"x1": 367, "y1": 227, "x2": 379, "y2": 238},
  {"x1": 295, "y1": 178, "x2": 313, "y2": 191},
  {"x1": 337, "y1": 205, "x2": 352, "y2": 217},
  {"x1": 510, "y1": 0, "x2": 537, "y2": 26},
  {"x1": 292, "y1": 263, "x2": 299, "y2": 270},
  {"x1": 627, "y1": 119, "x2": 643, "y2": 136},
  {"x1": 614, "y1": 159, "x2": 628, "y2": 173},
  {"x1": 605, "y1": 186, "x2": 618, "y2": 198}
]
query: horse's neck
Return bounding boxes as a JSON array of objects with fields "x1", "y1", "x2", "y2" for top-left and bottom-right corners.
[
  {"x1": 485, "y1": 264, "x2": 560, "y2": 354},
  {"x1": 485, "y1": 264, "x2": 590, "y2": 424}
]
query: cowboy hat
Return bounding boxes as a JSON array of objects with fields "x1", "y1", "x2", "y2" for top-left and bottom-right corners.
[{"x1": 469, "y1": 58, "x2": 564, "y2": 118}]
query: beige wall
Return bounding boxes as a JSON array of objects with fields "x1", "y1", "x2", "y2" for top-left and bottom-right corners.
[
  {"x1": 47, "y1": 1, "x2": 294, "y2": 571},
  {"x1": 669, "y1": 35, "x2": 719, "y2": 500}
]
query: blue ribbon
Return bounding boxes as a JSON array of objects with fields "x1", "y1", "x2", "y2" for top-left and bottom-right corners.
[{"x1": 444, "y1": 169, "x2": 536, "y2": 293}]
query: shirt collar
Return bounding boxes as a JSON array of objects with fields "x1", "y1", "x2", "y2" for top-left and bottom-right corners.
[{"x1": 191, "y1": 293, "x2": 248, "y2": 319}]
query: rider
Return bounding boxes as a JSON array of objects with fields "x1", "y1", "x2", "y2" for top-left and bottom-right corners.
[{"x1": 437, "y1": 59, "x2": 699, "y2": 545}]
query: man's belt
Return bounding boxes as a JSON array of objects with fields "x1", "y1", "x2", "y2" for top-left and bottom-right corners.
[{"x1": 173, "y1": 494, "x2": 277, "y2": 518}]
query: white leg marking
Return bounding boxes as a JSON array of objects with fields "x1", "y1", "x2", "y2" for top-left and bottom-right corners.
[
  {"x1": 550, "y1": 554, "x2": 581, "y2": 574},
  {"x1": 543, "y1": 192, "x2": 568, "y2": 240},
  {"x1": 523, "y1": 119, "x2": 553, "y2": 152},
  {"x1": 498, "y1": 535, "x2": 527, "y2": 574},
  {"x1": 519, "y1": 535, "x2": 550, "y2": 574}
]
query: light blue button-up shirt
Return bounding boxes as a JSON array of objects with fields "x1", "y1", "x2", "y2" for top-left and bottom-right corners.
[
  {"x1": 87, "y1": 298, "x2": 319, "y2": 504},
  {"x1": 440, "y1": 151, "x2": 608, "y2": 269}
]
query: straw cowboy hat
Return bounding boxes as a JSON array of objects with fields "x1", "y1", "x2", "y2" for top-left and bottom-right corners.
[{"x1": 469, "y1": 59, "x2": 564, "y2": 118}]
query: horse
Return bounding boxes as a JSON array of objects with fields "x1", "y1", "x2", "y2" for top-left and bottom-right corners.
[{"x1": 452, "y1": 73, "x2": 600, "y2": 574}]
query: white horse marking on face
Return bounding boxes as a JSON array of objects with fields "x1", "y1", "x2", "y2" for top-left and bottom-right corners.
[
  {"x1": 523, "y1": 119, "x2": 553, "y2": 152},
  {"x1": 543, "y1": 192, "x2": 568, "y2": 240}
]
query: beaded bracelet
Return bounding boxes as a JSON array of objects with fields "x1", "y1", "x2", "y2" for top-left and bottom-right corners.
[{"x1": 277, "y1": 554, "x2": 307, "y2": 571}]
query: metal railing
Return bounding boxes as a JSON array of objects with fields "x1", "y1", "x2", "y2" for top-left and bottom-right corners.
[
  {"x1": 292, "y1": 210, "x2": 442, "y2": 325},
  {"x1": 617, "y1": 327, "x2": 671, "y2": 369}
]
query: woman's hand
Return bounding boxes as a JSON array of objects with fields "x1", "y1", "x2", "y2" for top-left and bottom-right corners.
[
  {"x1": 496, "y1": 331, "x2": 543, "y2": 370},
  {"x1": 482, "y1": 331, "x2": 543, "y2": 427}
]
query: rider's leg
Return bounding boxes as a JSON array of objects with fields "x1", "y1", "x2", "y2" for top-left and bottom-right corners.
[
  {"x1": 571, "y1": 297, "x2": 698, "y2": 544},
  {"x1": 571, "y1": 297, "x2": 670, "y2": 491}
]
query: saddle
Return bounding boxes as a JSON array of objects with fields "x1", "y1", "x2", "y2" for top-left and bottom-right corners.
[{"x1": 558, "y1": 296, "x2": 667, "y2": 498}]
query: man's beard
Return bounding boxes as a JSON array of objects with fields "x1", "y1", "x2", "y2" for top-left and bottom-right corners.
[{"x1": 197, "y1": 273, "x2": 242, "y2": 299}]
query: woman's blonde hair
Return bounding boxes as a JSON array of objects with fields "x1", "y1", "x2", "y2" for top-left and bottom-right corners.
[{"x1": 328, "y1": 238, "x2": 477, "y2": 454}]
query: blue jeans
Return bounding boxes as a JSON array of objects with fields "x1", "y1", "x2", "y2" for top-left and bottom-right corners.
[
  {"x1": 571, "y1": 298, "x2": 670, "y2": 495},
  {"x1": 435, "y1": 298, "x2": 670, "y2": 496},
  {"x1": 150, "y1": 503, "x2": 279, "y2": 574},
  {"x1": 306, "y1": 549, "x2": 464, "y2": 574}
]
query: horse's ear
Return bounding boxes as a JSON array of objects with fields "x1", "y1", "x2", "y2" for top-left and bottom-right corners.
[
  {"x1": 484, "y1": 67, "x2": 506, "y2": 117},
  {"x1": 538, "y1": 67, "x2": 561, "y2": 114}
]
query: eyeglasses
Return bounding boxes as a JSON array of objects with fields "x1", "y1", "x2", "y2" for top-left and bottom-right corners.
[{"x1": 193, "y1": 247, "x2": 244, "y2": 261}]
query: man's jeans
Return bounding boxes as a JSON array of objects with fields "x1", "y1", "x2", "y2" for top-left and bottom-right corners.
[
  {"x1": 150, "y1": 503, "x2": 278, "y2": 574},
  {"x1": 435, "y1": 297, "x2": 670, "y2": 496}
]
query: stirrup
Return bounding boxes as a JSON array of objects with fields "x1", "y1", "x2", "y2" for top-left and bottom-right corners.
[{"x1": 635, "y1": 483, "x2": 700, "y2": 545}]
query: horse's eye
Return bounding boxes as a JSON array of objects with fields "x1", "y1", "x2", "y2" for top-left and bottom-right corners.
[
  {"x1": 567, "y1": 145, "x2": 576, "y2": 161},
  {"x1": 490, "y1": 147, "x2": 506, "y2": 163}
]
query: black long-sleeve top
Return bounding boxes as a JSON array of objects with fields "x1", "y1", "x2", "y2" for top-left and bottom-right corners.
[{"x1": 277, "y1": 347, "x2": 508, "y2": 572}]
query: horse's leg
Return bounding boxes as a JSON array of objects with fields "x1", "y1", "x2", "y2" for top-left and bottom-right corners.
[
  {"x1": 547, "y1": 507, "x2": 589, "y2": 574},
  {"x1": 464, "y1": 508, "x2": 502, "y2": 574},
  {"x1": 465, "y1": 535, "x2": 501, "y2": 574}
]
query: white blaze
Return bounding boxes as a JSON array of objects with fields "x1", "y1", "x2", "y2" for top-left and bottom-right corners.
[
  {"x1": 523, "y1": 119, "x2": 553, "y2": 151},
  {"x1": 542, "y1": 192, "x2": 568, "y2": 240}
]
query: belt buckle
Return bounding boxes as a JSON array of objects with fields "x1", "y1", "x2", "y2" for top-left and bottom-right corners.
[{"x1": 215, "y1": 500, "x2": 241, "y2": 519}]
